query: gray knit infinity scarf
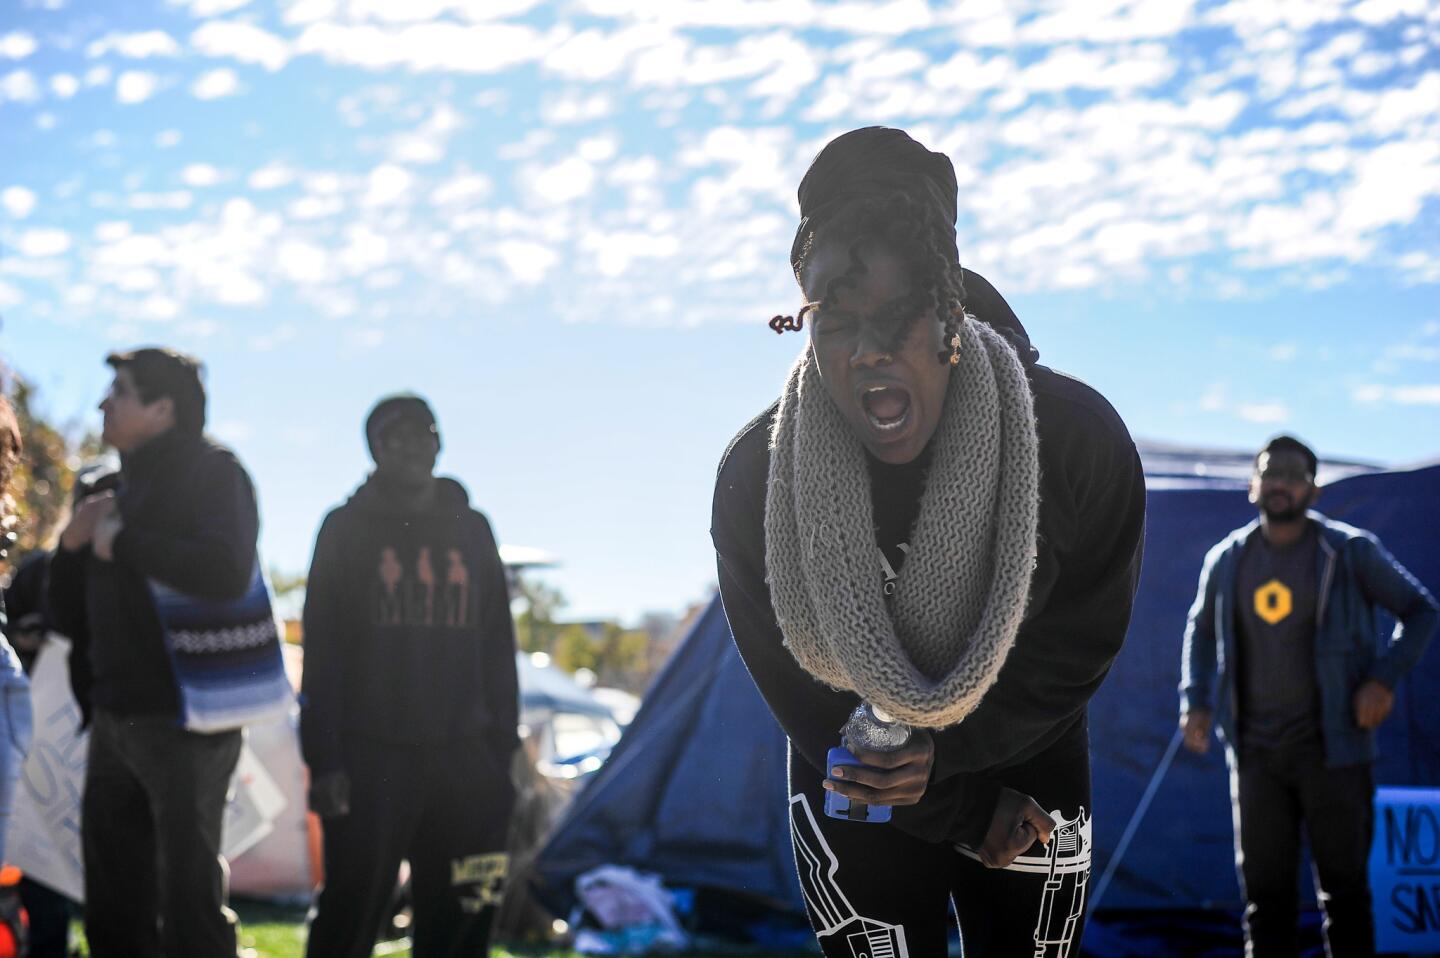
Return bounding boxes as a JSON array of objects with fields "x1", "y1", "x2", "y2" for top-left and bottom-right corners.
[{"x1": 764, "y1": 319, "x2": 1040, "y2": 729}]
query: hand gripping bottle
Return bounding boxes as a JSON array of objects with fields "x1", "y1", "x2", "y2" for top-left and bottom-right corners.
[{"x1": 824, "y1": 702, "x2": 911, "y2": 823}]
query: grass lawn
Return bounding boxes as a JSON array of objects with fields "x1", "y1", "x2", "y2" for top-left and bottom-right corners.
[{"x1": 63, "y1": 898, "x2": 811, "y2": 958}]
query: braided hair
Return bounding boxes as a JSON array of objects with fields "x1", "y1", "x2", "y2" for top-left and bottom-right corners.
[{"x1": 771, "y1": 188, "x2": 969, "y2": 364}]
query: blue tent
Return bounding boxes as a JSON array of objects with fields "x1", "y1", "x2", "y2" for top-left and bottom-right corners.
[
  {"x1": 535, "y1": 454, "x2": 1440, "y2": 934},
  {"x1": 534, "y1": 597, "x2": 801, "y2": 917}
]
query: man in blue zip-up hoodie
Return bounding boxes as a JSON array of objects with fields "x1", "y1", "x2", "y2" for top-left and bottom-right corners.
[{"x1": 1180, "y1": 435, "x2": 1437, "y2": 957}]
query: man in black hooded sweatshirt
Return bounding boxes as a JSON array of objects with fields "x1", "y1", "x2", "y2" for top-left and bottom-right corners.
[{"x1": 301, "y1": 394, "x2": 518, "y2": 958}]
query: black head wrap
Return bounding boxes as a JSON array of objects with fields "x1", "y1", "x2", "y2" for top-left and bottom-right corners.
[
  {"x1": 791, "y1": 126, "x2": 959, "y2": 275},
  {"x1": 788, "y1": 126, "x2": 1039, "y2": 364}
]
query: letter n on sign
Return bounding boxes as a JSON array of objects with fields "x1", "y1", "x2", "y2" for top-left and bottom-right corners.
[{"x1": 1372, "y1": 786, "x2": 1440, "y2": 954}]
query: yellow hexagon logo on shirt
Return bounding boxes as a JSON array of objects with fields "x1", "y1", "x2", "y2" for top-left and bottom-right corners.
[{"x1": 1254, "y1": 579, "x2": 1293, "y2": 625}]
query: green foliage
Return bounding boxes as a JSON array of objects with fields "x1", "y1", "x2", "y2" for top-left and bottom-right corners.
[
  {"x1": 269, "y1": 568, "x2": 307, "y2": 599},
  {"x1": 2, "y1": 373, "x2": 103, "y2": 577},
  {"x1": 591, "y1": 621, "x2": 651, "y2": 688},
  {"x1": 550, "y1": 623, "x2": 597, "y2": 673},
  {"x1": 513, "y1": 578, "x2": 568, "y2": 655},
  {"x1": 517, "y1": 577, "x2": 655, "y2": 690}
]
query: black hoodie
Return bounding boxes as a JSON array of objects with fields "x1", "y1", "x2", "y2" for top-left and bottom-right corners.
[
  {"x1": 710, "y1": 271, "x2": 1145, "y2": 847},
  {"x1": 298, "y1": 475, "x2": 519, "y2": 776}
]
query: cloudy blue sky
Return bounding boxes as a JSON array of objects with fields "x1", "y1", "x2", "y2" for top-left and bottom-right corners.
[{"x1": 3, "y1": 0, "x2": 1438, "y2": 622}]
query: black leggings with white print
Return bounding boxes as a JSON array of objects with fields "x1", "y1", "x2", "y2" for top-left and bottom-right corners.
[{"x1": 787, "y1": 720, "x2": 1092, "y2": 958}]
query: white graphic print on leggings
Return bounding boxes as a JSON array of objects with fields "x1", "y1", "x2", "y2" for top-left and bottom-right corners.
[
  {"x1": 958, "y1": 806, "x2": 1092, "y2": 958},
  {"x1": 789, "y1": 794, "x2": 910, "y2": 958}
]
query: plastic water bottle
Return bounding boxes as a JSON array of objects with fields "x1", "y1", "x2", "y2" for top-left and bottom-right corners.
[{"x1": 824, "y1": 702, "x2": 911, "y2": 823}]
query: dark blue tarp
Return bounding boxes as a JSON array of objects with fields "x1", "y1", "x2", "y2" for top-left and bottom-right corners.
[
  {"x1": 535, "y1": 460, "x2": 1440, "y2": 928},
  {"x1": 1090, "y1": 463, "x2": 1440, "y2": 911}
]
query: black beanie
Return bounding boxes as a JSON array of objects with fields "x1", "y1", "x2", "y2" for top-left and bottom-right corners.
[{"x1": 364, "y1": 394, "x2": 439, "y2": 455}]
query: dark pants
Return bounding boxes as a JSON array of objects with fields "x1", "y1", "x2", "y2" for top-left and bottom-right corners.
[
  {"x1": 82, "y1": 708, "x2": 243, "y2": 958},
  {"x1": 306, "y1": 737, "x2": 516, "y2": 958},
  {"x1": 1231, "y1": 739, "x2": 1375, "y2": 958},
  {"x1": 18, "y1": 876, "x2": 74, "y2": 958},
  {"x1": 788, "y1": 725, "x2": 1092, "y2": 958}
]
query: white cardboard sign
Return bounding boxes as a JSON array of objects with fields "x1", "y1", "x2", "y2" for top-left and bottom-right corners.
[{"x1": 5, "y1": 637, "x2": 285, "y2": 901}]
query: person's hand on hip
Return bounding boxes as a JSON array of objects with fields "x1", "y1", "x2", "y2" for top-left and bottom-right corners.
[{"x1": 1353, "y1": 679, "x2": 1394, "y2": 730}]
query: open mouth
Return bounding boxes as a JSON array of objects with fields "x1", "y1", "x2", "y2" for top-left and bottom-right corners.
[{"x1": 860, "y1": 384, "x2": 912, "y2": 433}]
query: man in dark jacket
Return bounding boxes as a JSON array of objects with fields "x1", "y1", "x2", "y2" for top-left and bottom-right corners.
[
  {"x1": 48, "y1": 347, "x2": 259, "y2": 958},
  {"x1": 1180, "y1": 435, "x2": 1438, "y2": 958},
  {"x1": 301, "y1": 394, "x2": 519, "y2": 958}
]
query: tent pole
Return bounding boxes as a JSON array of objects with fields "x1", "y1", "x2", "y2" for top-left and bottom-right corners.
[{"x1": 1088, "y1": 727, "x2": 1184, "y2": 914}]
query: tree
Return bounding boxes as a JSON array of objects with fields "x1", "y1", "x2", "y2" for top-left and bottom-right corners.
[
  {"x1": 1, "y1": 373, "x2": 102, "y2": 579},
  {"x1": 512, "y1": 577, "x2": 569, "y2": 655},
  {"x1": 551, "y1": 623, "x2": 598, "y2": 674},
  {"x1": 507, "y1": 575, "x2": 675, "y2": 691},
  {"x1": 591, "y1": 622, "x2": 650, "y2": 690}
]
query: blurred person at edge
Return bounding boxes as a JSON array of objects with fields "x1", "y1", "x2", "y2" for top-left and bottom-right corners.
[
  {"x1": 0, "y1": 393, "x2": 34, "y2": 869},
  {"x1": 48, "y1": 347, "x2": 260, "y2": 958},
  {"x1": 3, "y1": 467, "x2": 119, "y2": 958},
  {"x1": 1180, "y1": 435, "x2": 1438, "y2": 957},
  {"x1": 301, "y1": 394, "x2": 519, "y2": 958}
]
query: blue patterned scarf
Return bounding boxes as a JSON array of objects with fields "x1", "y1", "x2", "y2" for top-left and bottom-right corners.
[{"x1": 150, "y1": 564, "x2": 292, "y2": 733}]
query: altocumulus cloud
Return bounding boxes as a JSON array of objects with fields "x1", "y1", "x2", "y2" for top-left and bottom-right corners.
[{"x1": 1, "y1": 0, "x2": 1436, "y2": 335}]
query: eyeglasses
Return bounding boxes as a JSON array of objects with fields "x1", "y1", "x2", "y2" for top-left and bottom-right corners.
[
  {"x1": 808, "y1": 289, "x2": 932, "y2": 338},
  {"x1": 379, "y1": 421, "x2": 438, "y2": 447},
  {"x1": 1257, "y1": 467, "x2": 1313, "y2": 483}
]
